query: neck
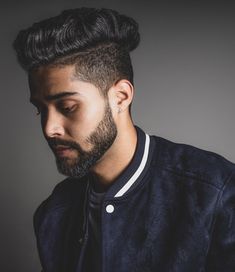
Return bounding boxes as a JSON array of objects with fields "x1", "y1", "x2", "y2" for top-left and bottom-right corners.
[{"x1": 90, "y1": 121, "x2": 137, "y2": 192}]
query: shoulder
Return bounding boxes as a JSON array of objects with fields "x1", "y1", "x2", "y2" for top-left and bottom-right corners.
[
  {"x1": 151, "y1": 135, "x2": 235, "y2": 189},
  {"x1": 33, "y1": 176, "x2": 88, "y2": 233}
]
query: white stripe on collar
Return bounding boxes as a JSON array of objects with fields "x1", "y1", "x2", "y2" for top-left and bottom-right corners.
[{"x1": 114, "y1": 133, "x2": 150, "y2": 198}]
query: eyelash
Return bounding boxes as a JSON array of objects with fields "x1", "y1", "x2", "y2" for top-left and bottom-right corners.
[
  {"x1": 34, "y1": 104, "x2": 77, "y2": 116},
  {"x1": 60, "y1": 105, "x2": 77, "y2": 114},
  {"x1": 36, "y1": 108, "x2": 41, "y2": 116}
]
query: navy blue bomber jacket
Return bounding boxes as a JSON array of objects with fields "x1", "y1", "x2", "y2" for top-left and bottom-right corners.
[{"x1": 34, "y1": 127, "x2": 235, "y2": 272}]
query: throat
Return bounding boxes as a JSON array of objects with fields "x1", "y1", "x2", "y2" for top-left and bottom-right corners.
[{"x1": 90, "y1": 125, "x2": 137, "y2": 190}]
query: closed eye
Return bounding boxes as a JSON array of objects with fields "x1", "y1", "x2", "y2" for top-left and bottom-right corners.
[
  {"x1": 57, "y1": 101, "x2": 78, "y2": 115},
  {"x1": 61, "y1": 105, "x2": 77, "y2": 113}
]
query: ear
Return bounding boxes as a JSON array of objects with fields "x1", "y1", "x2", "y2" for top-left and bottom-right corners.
[{"x1": 108, "y1": 79, "x2": 134, "y2": 114}]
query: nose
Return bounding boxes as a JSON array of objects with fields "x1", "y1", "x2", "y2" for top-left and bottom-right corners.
[{"x1": 42, "y1": 109, "x2": 65, "y2": 138}]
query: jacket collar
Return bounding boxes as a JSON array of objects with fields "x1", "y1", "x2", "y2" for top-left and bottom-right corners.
[{"x1": 90, "y1": 126, "x2": 155, "y2": 200}]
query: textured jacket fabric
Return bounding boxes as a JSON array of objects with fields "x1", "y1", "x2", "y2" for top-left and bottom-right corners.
[{"x1": 34, "y1": 127, "x2": 235, "y2": 272}]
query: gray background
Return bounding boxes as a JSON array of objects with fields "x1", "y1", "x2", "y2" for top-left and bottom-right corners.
[{"x1": 1, "y1": 0, "x2": 235, "y2": 271}]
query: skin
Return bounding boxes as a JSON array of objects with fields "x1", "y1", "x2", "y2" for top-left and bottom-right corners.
[{"x1": 29, "y1": 64, "x2": 137, "y2": 191}]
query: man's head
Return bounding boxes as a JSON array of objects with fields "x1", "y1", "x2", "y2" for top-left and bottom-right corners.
[{"x1": 13, "y1": 8, "x2": 140, "y2": 178}]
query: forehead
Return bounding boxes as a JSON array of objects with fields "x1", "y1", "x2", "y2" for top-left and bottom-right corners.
[
  {"x1": 28, "y1": 65, "x2": 100, "y2": 102},
  {"x1": 29, "y1": 65, "x2": 75, "y2": 93}
]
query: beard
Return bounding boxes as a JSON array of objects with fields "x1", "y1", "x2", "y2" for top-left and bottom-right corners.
[{"x1": 48, "y1": 102, "x2": 117, "y2": 178}]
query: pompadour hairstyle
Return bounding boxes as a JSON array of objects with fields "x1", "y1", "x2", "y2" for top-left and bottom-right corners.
[{"x1": 13, "y1": 7, "x2": 140, "y2": 94}]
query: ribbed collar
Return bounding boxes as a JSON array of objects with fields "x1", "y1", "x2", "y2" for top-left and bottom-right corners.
[{"x1": 88, "y1": 126, "x2": 155, "y2": 200}]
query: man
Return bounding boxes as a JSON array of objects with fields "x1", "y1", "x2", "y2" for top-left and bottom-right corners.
[{"x1": 13, "y1": 7, "x2": 235, "y2": 272}]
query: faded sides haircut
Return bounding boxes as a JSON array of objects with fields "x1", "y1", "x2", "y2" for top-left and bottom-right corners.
[{"x1": 13, "y1": 8, "x2": 140, "y2": 96}]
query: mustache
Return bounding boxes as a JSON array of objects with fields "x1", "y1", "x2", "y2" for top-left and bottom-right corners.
[{"x1": 47, "y1": 138, "x2": 83, "y2": 152}]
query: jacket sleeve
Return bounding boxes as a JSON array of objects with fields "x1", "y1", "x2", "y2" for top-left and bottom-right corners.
[{"x1": 205, "y1": 171, "x2": 235, "y2": 271}]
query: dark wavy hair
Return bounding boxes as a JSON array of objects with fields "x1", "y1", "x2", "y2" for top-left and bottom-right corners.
[{"x1": 13, "y1": 8, "x2": 140, "y2": 93}]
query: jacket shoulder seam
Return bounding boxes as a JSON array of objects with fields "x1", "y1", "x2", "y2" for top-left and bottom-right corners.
[{"x1": 158, "y1": 163, "x2": 230, "y2": 190}]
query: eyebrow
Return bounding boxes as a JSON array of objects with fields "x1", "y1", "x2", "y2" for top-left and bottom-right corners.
[
  {"x1": 45, "y1": 91, "x2": 79, "y2": 101},
  {"x1": 30, "y1": 91, "x2": 79, "y2": 104}
]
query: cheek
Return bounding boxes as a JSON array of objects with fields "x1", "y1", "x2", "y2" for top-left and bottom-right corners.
[{"x1": 67, "y1": 101, "x2": 105, "y2": 140}]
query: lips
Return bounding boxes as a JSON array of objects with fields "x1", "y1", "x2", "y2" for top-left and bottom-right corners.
[{"x1": 53, "y1": 145, "x2": 74, "y2": 157}]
